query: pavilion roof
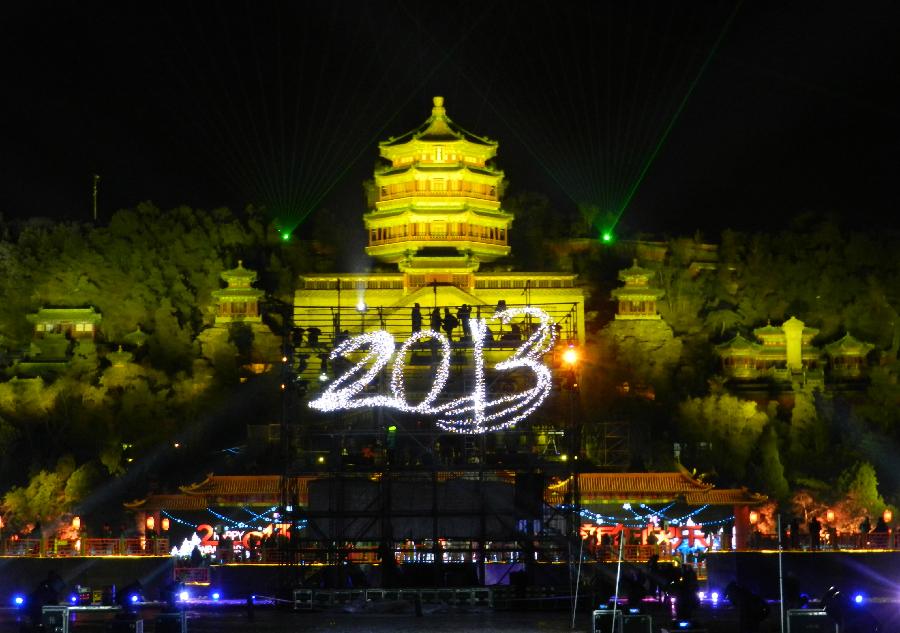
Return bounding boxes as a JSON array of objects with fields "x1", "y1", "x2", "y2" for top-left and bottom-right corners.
[
  {"x1": 683, "y1": 487, "x2": 767, "y2": 505},
  {"x1": 122, "y1": 326, "x2": 149, "y2": 347},
  {"x1": 617, "y1": 259, "x2": 656, "y2": 282},
  {"x1": 27, "y1": 307, "x2": 102, "y2": 324},
  {"x1": 753, "y1": 322, "x2": 783, "y2": 337},
  {"x1": 824, "y1": 332, "x2": 875, "y2": 357},
  {"x1": 124, "y1": 494, "x2": 207, "y2": 511},
  {"x1": 179, "y1": 474, "x2": 314, "y2": 506},
  {"x1": 220, "y1": 260, "x2": 258, "y2": 283},
  {"x1": 716, "y1": 334, "x2": 761, "y2": 354},
  {"x1": 547, "y1": 471, "x2": 711, "y2": 505},
  {"x1": 380, "y1": 97, "x2": 496, "y2": 149},
  {"x1": 545, "y1": 471, "x2": 765, "y2": 506}
]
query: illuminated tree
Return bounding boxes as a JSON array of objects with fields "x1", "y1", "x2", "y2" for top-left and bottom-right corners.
[{"x1": 677, "y1": 393, "x2": 770, "y2": 484}]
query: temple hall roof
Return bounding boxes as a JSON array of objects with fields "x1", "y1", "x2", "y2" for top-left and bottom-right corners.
[{"x1": 824, "y1": 332, "x2": 876, "y2": 357}]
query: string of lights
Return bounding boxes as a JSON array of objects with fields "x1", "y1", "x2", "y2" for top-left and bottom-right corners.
[
  {"x1": 560, "y1": 504, "x2": 733, "y2": 530},
  {"x1": 160, "y1": 510, "x2": 197, "y2": 529},
  {"x1": 240, "y1": 506, "x2": 279, "y2": 523}
]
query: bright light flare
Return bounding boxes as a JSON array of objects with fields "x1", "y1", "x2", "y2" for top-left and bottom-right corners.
[{"x1": 562, "y1": 346, "x2": 579, "y2": 366}]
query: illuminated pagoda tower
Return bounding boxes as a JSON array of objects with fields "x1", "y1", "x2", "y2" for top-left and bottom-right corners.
[
  {"x1": 365, "y1": 96, "x2": 511, "y2": 270},
  {"x1": 597, "y1": 260, "x2": 680, "y2": 392},
  {"x1": 610, "y1": 259, "x2": 664, "y2": 320},
  {"x1": 294, "y1": 97, "x2": 585, "y2": 362},
  {"x1": 201, "y1": 260, "x2": 279, "y2": 373},
  {"x1": 212, "y1": 260, "x2": 264, "y2": 324}
]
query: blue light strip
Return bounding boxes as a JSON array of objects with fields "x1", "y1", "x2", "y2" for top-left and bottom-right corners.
[
  {"x1": 240, "y1": 506, "x2": 279, "y2": 523},
  {"x1": 160, "y1": 510, "x2": 197, "y2": 529},
  {"x1": 560, "y1": 504, "x2": 734, "y2": 529}
]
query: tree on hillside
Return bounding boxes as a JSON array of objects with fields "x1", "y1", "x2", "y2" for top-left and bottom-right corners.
[{"x1": 677, "y1": 394, "x2": 770, "y2": 484}]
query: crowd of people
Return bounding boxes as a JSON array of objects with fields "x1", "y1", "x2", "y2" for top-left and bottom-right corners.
[{"x1": 292, "y1": 300, "x2": 559, "y2": 351}]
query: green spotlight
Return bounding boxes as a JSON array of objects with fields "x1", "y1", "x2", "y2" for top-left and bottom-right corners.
[
  {"x1": 601, "y1": 230, "x2": 614, "y2": 244},
  {"x1": 281, "y1": 231, "x2": 291, "y2": 241}
]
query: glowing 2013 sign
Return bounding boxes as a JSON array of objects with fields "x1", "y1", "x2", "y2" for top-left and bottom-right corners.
[{"x1": 308, "y1": 307, "x2": 557, "y2": 434}]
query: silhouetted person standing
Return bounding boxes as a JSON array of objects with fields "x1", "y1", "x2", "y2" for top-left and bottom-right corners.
[
  {"x1": 442, "y1": 308, "x2": 458, "y2": 341},
  {"x1": 808, "y1": 516, "x2": 821, "y2": 551},
  {"x1": 458, "y1": 304, "x2": 471, "y2": 339},
  {"x1": 789, "y1": 517, "x2": 800, "y2": 549},
  {"x1": 859, "y1": 515, "x2": 871, "y2": 547},
  {"x1": 430, "y1": 307, "x2": 442, "y2": 332},
  {"x1": 672, "y1": 565, "x2": 699, "y2": 620},
  {"x1": 725, "y1": 581, "x2": 769, "y2": 633},
  {"x1": 411, "y1": 303, "x2": 422, "y2": 334}
]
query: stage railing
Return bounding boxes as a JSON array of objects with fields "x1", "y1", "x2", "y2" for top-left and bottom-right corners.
[
  {"x1": 742, "y1": 530, "x2": 900, "y2": 551},
  {"x1": 0, "y1": 537, "x2": 169, "y2": 557}
]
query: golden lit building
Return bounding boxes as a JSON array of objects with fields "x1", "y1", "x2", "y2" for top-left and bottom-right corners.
[
  {"x1": 294, "y1": 97, "x2": 585, "y2": 380},
  {"x1": 610, "y1": 259, "x2": 664, "y2": 320},
  {"x1": 824, "y1": 333, "x2": 875, "y2": 379},
  {"x1": 212, "y1": 261, "x2": 264, "y2": 324},
  {"x1": 365, "y1": 96, "x2": 511, "y2": 266},
  {"x1": 717, "y1": 317, "x2": 821, "y2": 381},
  {"x1": 717, "y1": 317, "x2": 875, "y2": 384}
]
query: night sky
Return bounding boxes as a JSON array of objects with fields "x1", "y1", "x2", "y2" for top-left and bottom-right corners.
[{"x1": 1, "y1": 1, "x2": 898, "y2": 238}]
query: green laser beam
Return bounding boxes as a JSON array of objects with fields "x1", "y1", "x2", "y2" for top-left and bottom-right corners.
[
  {"x1": 286, "y1": 1, "x2": 500, "y2": 231},
  {"x1": 611, "y1": 0, "x2": 745, "y2": 231}
]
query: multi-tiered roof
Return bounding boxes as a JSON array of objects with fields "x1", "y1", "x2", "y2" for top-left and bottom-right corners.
[{"x1": 365, "y1": 96, "x2": 512, "y2": 268}]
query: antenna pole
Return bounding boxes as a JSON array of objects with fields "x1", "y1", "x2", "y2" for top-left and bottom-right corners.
[{"x1": 92, "y1": 174, "x2": 100, "y2": 222}]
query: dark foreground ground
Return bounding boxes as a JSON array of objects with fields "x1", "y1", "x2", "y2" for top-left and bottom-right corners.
[{"x1": 1, "y1": 598, "x2": 897, "y2": 632}]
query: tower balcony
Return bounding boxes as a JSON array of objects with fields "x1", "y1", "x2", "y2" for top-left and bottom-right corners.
[
  {"x1": 366, "y1": 236, "x2": 510, "y2": 263},
  {"x1": 367, "y1": 232, "x2": 508, "y2": 248},
  {"x1": 377, "y1": 189, "x2": 498, "y2": 203}
]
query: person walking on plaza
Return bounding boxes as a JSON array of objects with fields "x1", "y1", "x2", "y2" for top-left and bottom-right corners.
[
  {"x1": 411, "y1": 303, "x2": 422, "y2": 334},
  {"x1": 808, "y1": 515, "x2": 821, "y2": 551}
]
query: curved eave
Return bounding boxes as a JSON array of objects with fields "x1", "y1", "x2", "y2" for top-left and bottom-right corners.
[
  {"x1": 376, "y1": 164, "x2": 504, "y2": 182},
  {"x1": 366, "y1": 205, "x2": 512, "y2": 223},
  {"x1": 380, "y1": 122, "x2": 496, "y2": 150},
  {"x1": 212, "y1": 289, "x2": 264, "y2": 300},
  {"x1": 611, "y1": 288, "x2": 664, "y2": 300},
  {"x1": 366, "y1": 242, "x2": 510, "y2": 260}
]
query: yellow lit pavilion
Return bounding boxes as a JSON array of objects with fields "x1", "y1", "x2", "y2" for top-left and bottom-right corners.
[{"x1": 294, "y1": 97, "x2": 585, "y2": 380}]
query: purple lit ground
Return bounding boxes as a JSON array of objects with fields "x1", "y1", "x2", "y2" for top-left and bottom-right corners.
[{"x1": 2, "y1": 597, "x2": 899, "y2": 631}]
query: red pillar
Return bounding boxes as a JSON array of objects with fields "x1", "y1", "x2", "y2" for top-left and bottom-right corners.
[{"x1": 734, "y1": 505, "x2": 750, "y2": 550}]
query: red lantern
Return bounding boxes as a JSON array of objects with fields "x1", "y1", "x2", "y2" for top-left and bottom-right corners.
[
  {"x1": 826, "y1": 510, "x2": 835, "y2": 523},
  {"x1": 146, "y1": 516, "x2": 155, "y2": 532},
  {"x1": 72, "y1": 516, "x2": 81, "y2": 531},
  {"x1": 883, "y1": 508, "x2": 893, "y2": 524},
  {"x1": 749, "y1": 511, "x2": 759, "y2": 525},
  {"x1": 161, "y1": 517, "x2": 170, "y2": 532}
]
